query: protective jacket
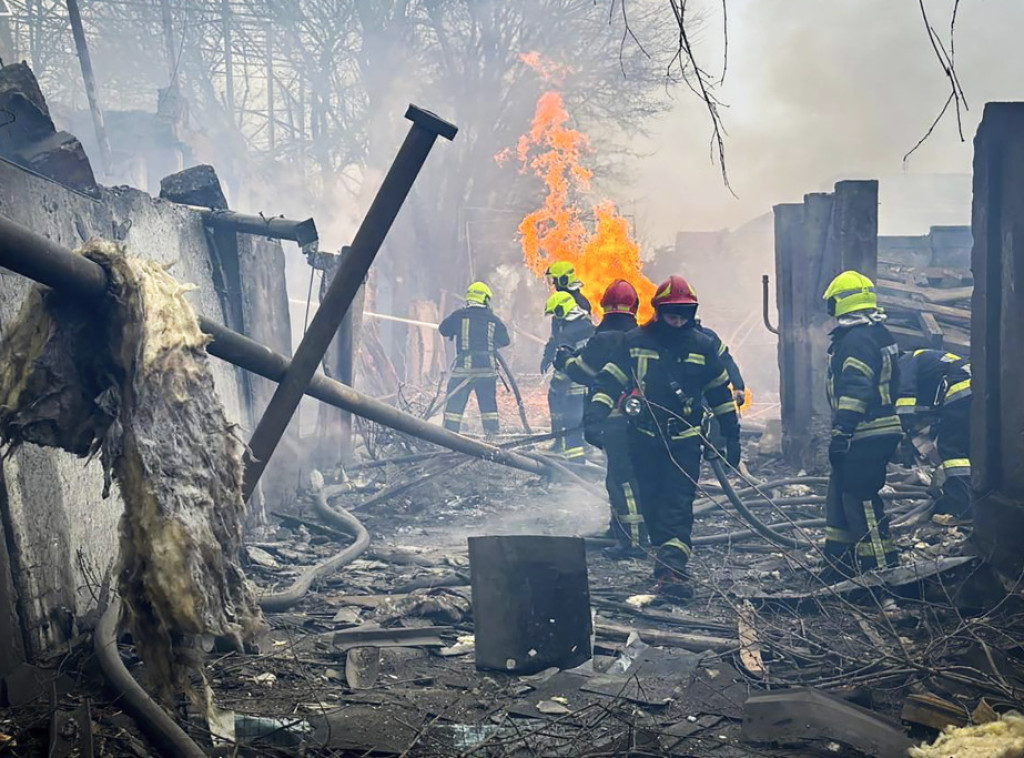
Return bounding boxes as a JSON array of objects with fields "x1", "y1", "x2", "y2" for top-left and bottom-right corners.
[
  {"x1": 542, "y1": 314, "x2": 595, "y2": 377},
  {"x1": 696, "y1": 322, "x2": 744, "y2": 392},
  {"x1": 563, "y1": 313, "x2": 636, "y2": 397},
  {"x1": 439, "y1": 304, "x2": 510, "y2": 377},
  {"x1": 589, "y1": 321, "x2": 739, "y2": 441},
  {"x1": 896, "y1": 349, "x2": 971, "y2": 418},
  {"x1": 827, "y1": 314, "x2": 902, "y2": 442}
]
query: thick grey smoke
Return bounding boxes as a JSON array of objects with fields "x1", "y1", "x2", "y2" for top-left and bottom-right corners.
[{"x1": 631, "y1": 0, "x2": 1024, "y2": 241}]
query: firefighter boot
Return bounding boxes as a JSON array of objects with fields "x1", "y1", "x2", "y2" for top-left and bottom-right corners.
[{"x1": 652, "y1": 542, "x2": 693, "y2": 600}]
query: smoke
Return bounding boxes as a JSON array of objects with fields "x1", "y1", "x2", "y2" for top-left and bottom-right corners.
[{"x1": 631, "y1": 0, "x2": 1024, "y2": 240}]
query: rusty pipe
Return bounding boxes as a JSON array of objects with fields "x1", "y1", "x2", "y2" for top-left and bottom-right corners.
[
  {"x1": 243, "y1": 105, "x2": 458, "y2": 502},
  {"x1": 762, "y1": 274, "x2": 779, "y2": 335},
  {"x1": 202, "y1": 210, "x2": 319, "y2": 248},
  {"x1": 0, "y1": 214, "x2": 549, "y2": 478}
]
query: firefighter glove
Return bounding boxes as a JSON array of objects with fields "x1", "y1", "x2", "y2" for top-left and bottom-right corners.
[
  {"x1": 553, "y1": 344, "x2": 575, "y2": 371},
  {"x1": 828, "y1": 433, "x2": 852, "y2": 467},
  {"x1": 733, "y1": 389, "x2": 746, "y2": 407},
  {"x1": 540, "y1": 356, "x2": 552, "y2": 374},
  {"x1": 725, "y1": 435, "x2": 741, "y2": 467}
]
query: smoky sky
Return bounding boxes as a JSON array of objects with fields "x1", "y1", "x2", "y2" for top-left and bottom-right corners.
[{"x1": 628, "y1": 0, "x2": 1024, "y2": 241}]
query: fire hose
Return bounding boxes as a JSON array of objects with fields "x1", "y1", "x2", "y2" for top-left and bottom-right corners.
[
  {"x1": 259, "y1": 470, "x2": 370, "y2": 612},
  {"x1": 95, "y1": 598, "x2": 207, "y2": 758},
  {"x1": 496, "y1": 351, "x2": 533, "y2": 433}
]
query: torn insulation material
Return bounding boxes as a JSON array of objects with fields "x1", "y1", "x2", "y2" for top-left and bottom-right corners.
[
  {"x1": 909, "y1": 711, "x2": 1024, "y2": 758},
  {"x1": 0, "y1": 239, "x2": 262, "y2": 697}
]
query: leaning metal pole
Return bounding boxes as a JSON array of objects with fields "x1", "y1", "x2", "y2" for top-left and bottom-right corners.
[
  {"x1": 0, "y1": 214, "x2": 548, "y2": 478},
  {"x1": 242, "y1": 105, "x2": 458, "y2": 502}
]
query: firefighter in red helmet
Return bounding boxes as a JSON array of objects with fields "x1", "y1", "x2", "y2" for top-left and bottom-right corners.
[
  {"x1": 587, "y1": 275, "x2": 740, "y2": 598},
  {"x1": 556, "y1": 280, "x2": 647, "y2": 557}
]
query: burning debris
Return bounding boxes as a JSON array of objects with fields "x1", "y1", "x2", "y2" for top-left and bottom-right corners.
[{"x1": 0, "y1": 240, "x2": 261, "y2": 696}]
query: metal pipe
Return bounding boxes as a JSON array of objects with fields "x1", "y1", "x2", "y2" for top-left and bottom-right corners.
[
  {"x1": 65, "y1": 0, "x2": 111, "y2": 174},
  {"x1": 202, "y1": 209, "x2": 318, "y2": 248},
  {"x1": 95, "y1": 598, "x2": 206, "y2": 758},
  {"x1": 762, "y1": 274, "x2": 779, "y2": 335},
  {"x1": 0, "y1": 214, "x2": 549, "y2": 479},
  {"x1": 242, "y1": 105, "x2": 458, "y2": 502}
]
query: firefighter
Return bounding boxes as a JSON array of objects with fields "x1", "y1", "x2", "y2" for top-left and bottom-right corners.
[
  {"x1": 820, "y1": 270, "x2": 904, "y2": 581},
  {"x1": 556, "y1": 280, "x2": 647, "y2": 557},
  {"x1": 545, "y1": 261, "x2": 592, "y2": 314},
  {"x1": 587, "y1": 276, "x2": 740, "y2": 598},
  {"x1": 896, "y1": 349, "x2": 972, "y2": 517},
  {"x1": 438, "y1": 282, "x2": 510, "y2": 435},
  {"x1": 542, "y1": 291, "x2": 595, "y2": 463}
]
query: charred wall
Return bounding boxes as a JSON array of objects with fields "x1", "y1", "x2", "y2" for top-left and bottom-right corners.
[{"x1": 0, "y1": 127, "x2": 293, "y2": 664}]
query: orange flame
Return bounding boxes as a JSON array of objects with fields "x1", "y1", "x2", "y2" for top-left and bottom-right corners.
[{"x1": 502, "y1": 63, "x2": 656, "y2": 321}]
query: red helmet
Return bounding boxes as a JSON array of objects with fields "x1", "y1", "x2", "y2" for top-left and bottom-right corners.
[
  {"x1": 651, "y1": 275, "x2": 698, "y2": 308},
  {"x1": 600, "y1": 279, "x2": 639, "y2": 316}
]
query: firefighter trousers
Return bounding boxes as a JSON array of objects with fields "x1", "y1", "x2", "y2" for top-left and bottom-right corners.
[
  {"x1": 935, "y1": 396, "x2": 971, "y2": 517},
  {"x1": 630, "y1": 435, "x2": 701, "y2": 580},
  {"x1": 548, "y1": 380, "x2": 586, "y2": 463},
  {"x1": 824, "y1": 435, "x2": 901, "y2": 574},
  {"x1": 602, "y1": 415, "x2": 647, "y2": 549},
  {"x1": 444, "y1": 374, "x2": 499, "y2": 434}
]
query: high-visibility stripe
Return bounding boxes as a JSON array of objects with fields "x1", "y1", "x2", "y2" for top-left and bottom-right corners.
[
  {"x1": 630, "y1": 348, "x2": 657, "y2": 386},
  {"x1": 567, "y1": 386, "x2": 587, "y2": 396},
  {"x1": 629, "y1": 348, "x2": 659, "y2": 359},
  {"x1": 592, "y1": 393, "x2": 615, "y2": 408},
  {"x1": 711, "y1": 400, "x2": 738, "y2": 417},
  {"x1": 945, "y1": 379, "x2": 971, "y2": 402},
  {"x1": 851, "y1": 414, "x2": 903, "y2": 441},
  {"x1": 622, "y1": 481, "x2": 641, "y2": 547},
  {"x1": 857, "y1": 539, "x2": 894, "y2": 558},
  {"x1": 941, "y1": 458, "x2": 971, "y2": 477},
  {"x1": 843, "y1": 356, "x2": 874, "y2": 377},
  {"x1": 660, "y1": 538, "x2": 692, "y2": 557},
  {"x1": 861, "y1": 501, "x2": 887, "y2": 567},
  {"x1": 670, "y1": 426, "x2": 701, "y2": 441},
  {"x1": 487, "y1": 322, "x2": 495, "y2": 351},
  {"x1": 879, "y1": 350, "x2": 894, "y2": 406},
  {"x1": 564, "y1": 446, "x2": 586, "y2": 459},
  {"x1": 566, "y1": 356, "x2": 596, "y2": 377},
  {"x1": 895, "y1": 397, "x2": 917, "y2": 408},
  {"x1": 461, "y1": 318, "x2": 470, "y2": 350},
  {"x1": 481, "y1": 412, "x2": 500, "y2": 420},
  {"x1": 837, "y1": 396, "x2": 868, "y2": 413},
  {"x1": 685, "y1": 353, "x2": 706, "y2": 365},
  {"x1": 717, "y1": 342, "x2": 727, "y2": 357},
  {"x1": 705, "y1": 370, "x2": 730, "y2": 389},
  {"x1": 603, "y1": 363, "x2": 630, "y2": 386},
  {"x1": 825, "y1": 526, "x2": 856, "y2": 544},
  {"x1": 941, "y1": 352, "x2": 962, "y2": 363}
]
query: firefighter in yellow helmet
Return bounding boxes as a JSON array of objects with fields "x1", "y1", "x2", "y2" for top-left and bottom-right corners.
[
  {"x1": 438, "y1": 282, "x2": 510, "y2": 435},
  {"x1": 542, "y1": 290, "x2": 594, "y2": 462},
  {"x1": 820, "y1": 270, "x2": 904, "y2": 582},
  {"x1": 545, "y1": 261, "x2": 592, "y2": 314}
]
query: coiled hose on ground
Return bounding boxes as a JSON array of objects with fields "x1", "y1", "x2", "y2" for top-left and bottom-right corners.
[
  {"x1": 94, "y1": 598, "x2": 207, "y2": 758},
  {"x1": 95, "y1": 471, "x2": 370, "y2": 757},
  {"x1": 259, "y1": 470, "x2": 370, "y2": 612}
]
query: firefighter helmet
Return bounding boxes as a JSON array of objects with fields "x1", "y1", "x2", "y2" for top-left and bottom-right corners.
[
  {"x1": 651, "y1": 275, "x2": 699, "y2": 308},
  {"x1": 545, "y1": 261, "x2": 579, "y2": 289},
  {"x1": 823, "y1": 270, "x2": 877, "y2": 317},
  {"x1": 600, "y1": 279, "x2": 639, "y2": 316},
  {"x1": 545, "y1": 291, "x2": 578, "y2": 319},
  {"x1": 466, "y1": 281, "x2": 493, "y2": 306}
]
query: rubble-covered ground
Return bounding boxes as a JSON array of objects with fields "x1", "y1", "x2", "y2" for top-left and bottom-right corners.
[{"x1": 2, "y1": 411, "x2": 1022, "y2": 757}]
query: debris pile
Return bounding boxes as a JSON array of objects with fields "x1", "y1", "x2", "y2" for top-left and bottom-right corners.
[{"x1": 0, "y1": 240, "x2": 261, "y2": 695}]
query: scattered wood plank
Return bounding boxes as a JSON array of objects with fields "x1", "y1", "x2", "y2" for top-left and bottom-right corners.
[
  {"x1": 901, "y1": 692, "x2": 969, "y2": 730},
  {"x1": 737, "y1": 601, "x2": 766, "y2": 679},
  {"x1": 594, "y1": 619, "x2": 736, "y2": 653}
]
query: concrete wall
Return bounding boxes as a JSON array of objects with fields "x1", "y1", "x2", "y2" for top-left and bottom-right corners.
[{"x1": 0, "y1": 159, "x2": 293, "y2": 662}]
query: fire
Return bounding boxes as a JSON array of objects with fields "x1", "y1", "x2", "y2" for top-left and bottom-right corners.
[{"x1": 501, "y1": 57, "x2": 656, "y2": 321}]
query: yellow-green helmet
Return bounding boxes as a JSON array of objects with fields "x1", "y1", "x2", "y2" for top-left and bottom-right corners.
[
  {"x1": 545, "y1": 261, "x2": 578, "y2": 288},
  {"x1": 466, "y1": 281, "x2": 493, "y2": 306},
  {"x1": 545, "y1": 291, "x2": 577, "y2": 319},
  {"x1": 823, "y1": 270, "x2": 877, "y2": 317}
]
